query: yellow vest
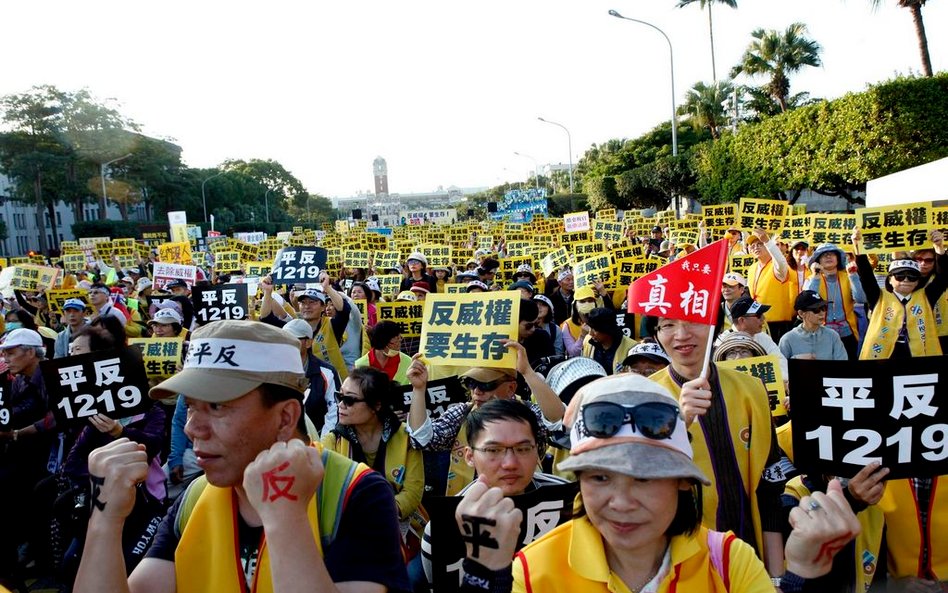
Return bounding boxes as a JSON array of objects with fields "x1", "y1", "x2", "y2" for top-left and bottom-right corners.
[
  {"x1": 512, "y1": 518, "x2": 770, "y2": 593},
  {"x1": 879, "y1": 477, "x2": 948, "y2": 580},
  {"x1": 652, "y1": 366, "x2": 774, "y2": 555},
  {"x1": 446, "y1": 420, "x2": 474, "y2": 496},
  {"x1": 785, "y1": 477, "x2": 884, "y2": 592},
  {"x1": 322, "y1": 425, "x2": 413, "y2": 515},
  {"x1": 581, "y1": 334, "x2": 638, "y2": 375},
  {"x1": 749, "y1": 258, "x2": 794, "y2": 322},
  {"x1": 859, "y1": 289, "x2": 941, "y2": 359},
  {"x1": 174, "y1": 445, "x2": 372, "y2": 593},
  {"x1": 312, "y1": 317, "x2": 349, "y2": 380},
  {"x1": 815, "y1": 272, "x2": 860, "y2": 339}
]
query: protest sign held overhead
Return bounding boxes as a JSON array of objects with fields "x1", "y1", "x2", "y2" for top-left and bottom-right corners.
[
  {"x1": 377, "y1": 300, "x2": 424, "y2": 337},
  {"x1": 192, "y1": 283, "x2": 249, "y2": 323},
  {"x1": 857, "y1": 201, "x2": 933, "y2": 254},
  {"x1": 128, "y1": 338, "x2": 185, "y2": 379},
  {"x1": 43, "y1": 349, "x2": 151, "y2": 427},
  {"x1": 717, "y1": 354, "x2": 787, "y2": 417},
  {"x1": 420, "y1": 291, "x2": 520, "y2": 368},
  {"x1": 153, "y1": 262, "x2": 197, "y2": 291},
  {"x1": 0, "y1": 379, "x2": 11, "y2": 428},
  {"x1": 789, "y1": 356, "x2": 948, "y2": 480},
  {"x1": 270, "y1": 247, "x2": 328, "y2": 284},
  {"x1": 563, "y1": 211, "x2": 590, "y2": 233},
  {"x1": 628, "y1": 239, "x2": 729, "y2": 324}
]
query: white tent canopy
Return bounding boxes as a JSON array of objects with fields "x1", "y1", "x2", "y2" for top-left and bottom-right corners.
[{"x1": 865, "y1": 157, "x2": 948, "y2": 208}]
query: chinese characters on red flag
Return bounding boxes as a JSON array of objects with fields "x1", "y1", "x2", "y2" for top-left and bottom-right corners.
[{"x1": 627, "y1": 239, "x2": 730, "y2": 324}]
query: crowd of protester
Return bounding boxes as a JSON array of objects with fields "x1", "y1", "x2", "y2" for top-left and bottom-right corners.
[{"x1": 0, "y1": 220, "x2": 945, "y2": 593}]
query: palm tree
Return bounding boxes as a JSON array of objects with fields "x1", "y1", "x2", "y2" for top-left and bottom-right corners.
[
  {"x1": 869, "y1": 0, "x2": 933, "y2": 76},
  {"x1": 676, "y1": 0, "x2": 738, "y2": 83},
  {"x1": 730, "y1": 23, "x2": 822, "y2": 113},
  {"x1": 679, "y1": 80, "x2": 734, "y2": 138}
]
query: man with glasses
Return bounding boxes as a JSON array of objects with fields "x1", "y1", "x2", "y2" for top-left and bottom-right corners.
[
  {"x1": 407, "y1": 342, "x2": 565, "y2": 496},
  {"x1": 648, "y1": 316, "x2": 788, "y2": 582},
  {"x1": 419, "y1": 399, "x2": 567, "y2": 589},
  {"x1": 778, "y1": 290, "x2": 847, "y2": 361},
  {"x1": 89, "y1": 282, "x2": 127, "y2": 327}
]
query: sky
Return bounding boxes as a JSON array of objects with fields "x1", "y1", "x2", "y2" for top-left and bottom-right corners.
[{"x1": 3, "y1": 1, "x2": 946, "y2": 199}]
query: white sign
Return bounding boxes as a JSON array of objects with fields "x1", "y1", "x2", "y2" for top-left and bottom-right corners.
[
  {"x1": 153, "y1": 263, "x2": 197, "y2": 291},
  {"x1": 563, "y1": 211, "x2": 590, "y2": 233}
]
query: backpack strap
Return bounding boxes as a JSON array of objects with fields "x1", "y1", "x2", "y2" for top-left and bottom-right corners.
[
  {"x1": 706, "y1": 529, "x2": 736, "y2": 592},
  {"x1": 173, "y1": 475, "x2": 209, "y2": 539}
]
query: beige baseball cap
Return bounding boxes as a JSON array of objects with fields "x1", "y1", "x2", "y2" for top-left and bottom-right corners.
[{"x1": 150, "y1": 320, "x2": 308, "y2": 403}]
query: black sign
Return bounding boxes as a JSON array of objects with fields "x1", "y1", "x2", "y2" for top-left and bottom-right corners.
[
  {"x1": 615, "y1": 312, "x2": 637, "y2": 339},
  {"x1": 271, "y1": 247, "x2": 328, "y2": 285},
  {"x1": 427, "y1": 482, "x2": 579, "y2": 593},
  {"x1": 789, "y1": 356, "x2": 948, "y2": 480},
  {"x1": 192, "y1": 283, "x2": 249, "y2": 324},
  {"x1": 42, "y1": 349, "x2": 152, "y2": 427},
  {"x1": 396, "y1": 376, "x2": 467, "y2": 419},
  {"x1": 0, "y1": 380, "x2": 11, "y2": 428}
]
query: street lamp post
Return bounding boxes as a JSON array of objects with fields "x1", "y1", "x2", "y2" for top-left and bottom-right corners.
[
  {"x1": 537, "y1": 117, "x2": 574, "y2": 194},
  {"x1": 99, "y1": 153, "x2": 133, "y2": 220},
  {"x1": 513, "y1": 151, "x2": 540, "y2": 191},
  {"x1": 201, "y1": 171, "x2": 224, "y2": 223},
  {"x1": 264, "y1": 187, "x2": 275, "y2": 224},
  {"x1": 608, "y1": 9, "x2": 679, "y2": 217}
]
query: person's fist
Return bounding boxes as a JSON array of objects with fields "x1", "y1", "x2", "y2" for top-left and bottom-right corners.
[
  {"x1": 455, "y1": 477, "x2": 522, "y2": 571},
  {"x1": 87, "y1": 439, "x2": 150, "y2": 522},
  {"x1": 679, "y1": 377, "x2": 712, "y2": 426},
  {"x1": 407, "y1": 354, "x2": 429, "y2": 389},
  {"x1": 786, "y1": 479, "x2": 861, "y2": 579},
  {"x1": 243, "y1": 439, "x2": 323, "y2": 524}
]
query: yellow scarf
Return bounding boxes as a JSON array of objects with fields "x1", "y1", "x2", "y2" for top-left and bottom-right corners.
[
  {"x1": 860, "y1": 289, "x2": 941, "y2": 359},
  {"x1": 313, "y1": 317, "x2": 349, "y2": 379}
]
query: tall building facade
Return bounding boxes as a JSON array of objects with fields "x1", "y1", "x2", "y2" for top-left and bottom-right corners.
[{"x1": 373, "y1": 156, "x2": 389, "y2": 196}]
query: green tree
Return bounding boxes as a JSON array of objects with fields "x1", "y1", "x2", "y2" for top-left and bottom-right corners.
[
  {"x1": 676, "y1": 0, "x2": 738, "y2": 82},
  {"x1": 680, "y1": 80, "x2": 735, "y2": 138},
  {"x1": 731, "y1": 23, "x2": 822, "y2": 113},
  {"x1": 222, "y1": 159, "x2": 307, "y2": 223},
  {"x1": 869, "y1": 0, "x2": 934, "y2": 76}
]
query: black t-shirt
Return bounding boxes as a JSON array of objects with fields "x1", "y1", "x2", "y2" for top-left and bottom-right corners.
[{"x1": 146, "y1": 471, "x2": 410, "y2": 591}]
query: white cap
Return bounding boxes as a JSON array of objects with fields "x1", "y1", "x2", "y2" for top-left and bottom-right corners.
[
  {"x1": 0, "y1": 328, "x2": 44, "y2": 349},
  {"x1": 149, "y1": 308, "x2": 183, "y2": 325},
  {"x1": 283, "y1": 318, "x2": 315, "y2": 340}
]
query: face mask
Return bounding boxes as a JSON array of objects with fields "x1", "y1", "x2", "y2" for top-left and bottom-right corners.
[
  {"x1": 576, "y1": 302, "x2": 596, "y2": 315},
  {"x1": 5, "y1": 322, "x2": 22, "y2": 331},
  {"x1": 383, "y1": 348, "x2": 400, "y2": 357}
]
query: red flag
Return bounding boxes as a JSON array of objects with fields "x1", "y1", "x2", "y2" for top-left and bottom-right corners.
[{"x1": 627, "y1": 239, "x2": 730, "y2": 324}]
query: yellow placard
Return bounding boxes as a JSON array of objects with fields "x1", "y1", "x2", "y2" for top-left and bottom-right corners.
[
  {"x1": 46, "y1": 288, "x2": 90, "y2": 315},
  {"x1": 701, "y1": 204, "x2": 736, "y2": 241},
  {"x1": 810, "y1": 214, "x2": 857, "y2": 247},
  {"x1": 572, "y1": 254, "x2": 613, "y2": 289},
  {"x1": 715, "y1": 354, "x2": 787, "y2": 417},
  {"x1": 614, "y1": 257, "x2": 660, "y2": 289},
  {"x1": 780, "y1": 215, "x2": 812, "y2": 245},
  {"x1": 128, "y1": 338, "x2": 185, "y2": 379},
  {"x1": 376, "y1": 300, "x2": 424, "y2": 338},
  {"x1": 374, "y1": 250, "x2": 401, "y2": 271},
  {"x1": 63, "y1": 253, "x2": 87, "y2": 273},
  {"x1": 245, "y1": 263, "x2": 271, "y2": 277},
  {"x1": 158, "y1": 242, "x2": 193, "y2": 264},
  {"x1": 729, "y1": 255, "x2": 757, "y2": 277},
  {"x1": 344, "y1": 250, "x2": 371, "y2": 269},
  {"x1": 11, "y1": 265, "x2": 61, "y2": 291},
  {"x1": 215, "y1": 250, "x2": 242, "y2": 273},
  {"x1": 375, "y1": 274, "x2": 403, "y2": 298},
  {"x1": 737, "y1": 198, "x2": 789, "y2": 235},
  {"x1": 419, "y1": 244, "x2": 452, "y2": 269},
  {"x1": 498, "y1": 256, "x2": 534, "y2": 283},
  {"x1": 856, "y1": 201, "x2": 933, "y2": 254},
  {"x1": 592, "y1": 220, "x2": 624, "y2": 245},
  {"x1": 540, "y1": 247, "x2": 571, "y2": 278},
  {"x1": 419, "y1": 291, "x2": 520, "y2": 368}
]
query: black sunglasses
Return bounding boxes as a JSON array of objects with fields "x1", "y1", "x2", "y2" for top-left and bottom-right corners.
[
  {"x1": 334, "y1": 393, "x2": 365, "y2": 407},
  {"x1": 463, "y1": 377, "x2": 508, "y2": 392},
  {"x1": 580, "y1": 401, "x2": 679, "y2": 440},
  {"x1": 893, "y1": 273, "x2": 920, "y2": 282},
  {"x1": 806, "y1": 306, "x2": 828, "y2": 313}
]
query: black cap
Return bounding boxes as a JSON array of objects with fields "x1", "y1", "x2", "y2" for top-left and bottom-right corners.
[
  {"x1": 165, "y1": 279, "x2": 188, "y2": 290},
  {"x1": 586, "y1": 307, "x2": 619, "y2": 336},
  {"x1": 651, "y1": 225, "x2": 662, "y2": 233},
  {"x1": 730, "y1": 296, "x2": 770, "y2": 318},
  {"x1": 794, "y1": 290, "x2": 827, "y2": 312}
]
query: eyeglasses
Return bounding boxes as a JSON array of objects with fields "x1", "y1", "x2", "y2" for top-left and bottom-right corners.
[
  {"x1": 470, "y1": 443, "x2": 537, "y2": 461},
  {"x1": 462, "y1": 377, "x2": 509, "y2": 392},
  {"x1": 893, "y1": 274, "x2": 920, "y2": 282},
  {"x1": 915, "y1": 257, "x2": 935, "y2": 264},
  {"x1": 805, "y1": 306, "x2": 828, "y2": 313},
  {"x1": 580, "y1": 401, "x2": 679, "y2": 440},
  {"x1": 334, "y1": 393, "x2": 365, "y2": 407},
  {"x1": 520, "y1": 321, "x2": 538, "y2": 330}
]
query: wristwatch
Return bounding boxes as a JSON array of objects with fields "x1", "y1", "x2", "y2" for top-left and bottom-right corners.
[{"x1": 771, "y1": 576, "x2": 783, "y2": 587}]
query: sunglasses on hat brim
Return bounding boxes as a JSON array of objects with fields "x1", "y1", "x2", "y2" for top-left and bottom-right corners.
[{"x1": 581, "y1": 401, "x2": 679, "y2": 440}]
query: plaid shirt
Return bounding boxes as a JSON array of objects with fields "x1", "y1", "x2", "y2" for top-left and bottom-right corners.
[{"x1": 414, "y1": 400, "x2": 550, "y2": 451}]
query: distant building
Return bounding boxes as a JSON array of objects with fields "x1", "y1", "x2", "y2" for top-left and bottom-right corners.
[
  {"x1": 374, "y1": 156, "x2": 389, "y2": 197},
  {"x1": 0, "y1": 173, "x2": 145, "y2": 256}
]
